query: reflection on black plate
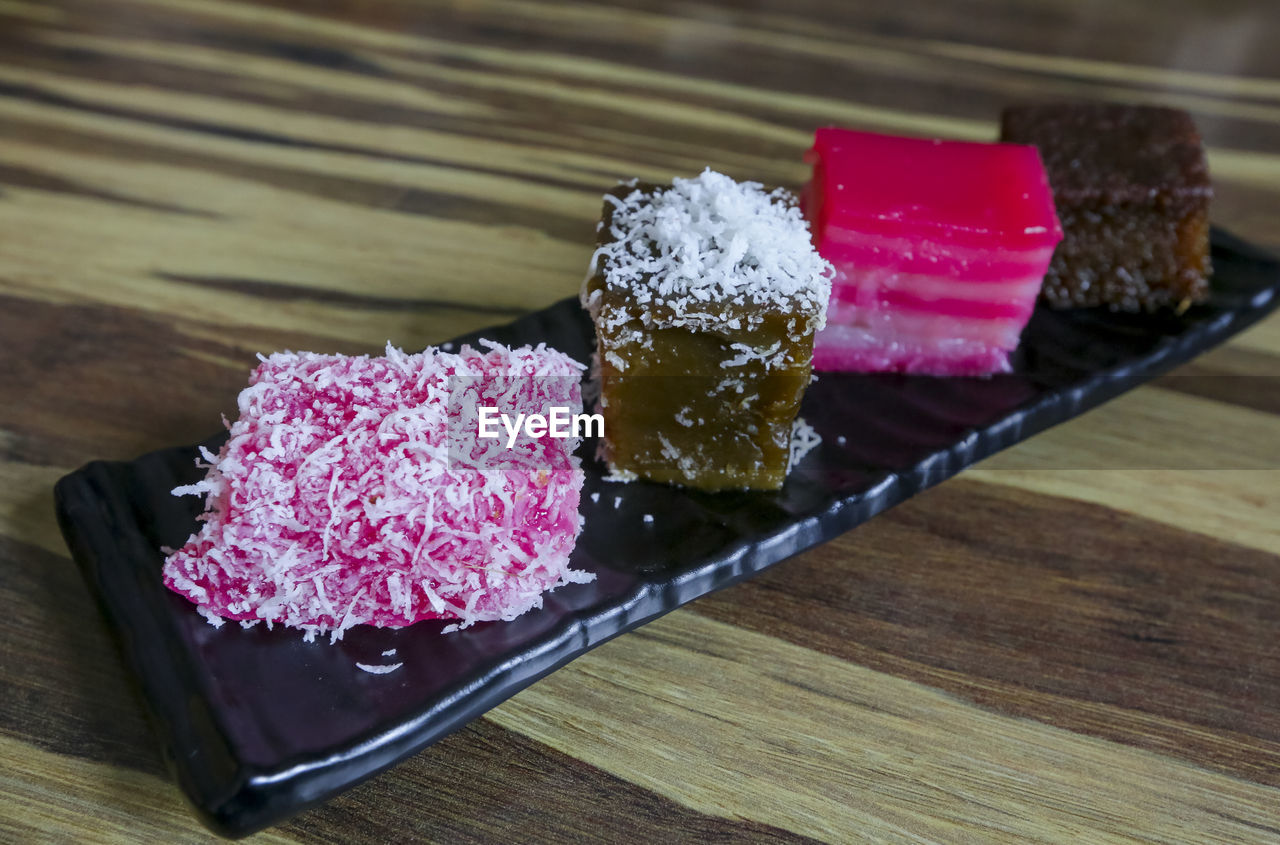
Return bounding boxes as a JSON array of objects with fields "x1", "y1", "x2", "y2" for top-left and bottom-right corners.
[{"x1": 56, "y1": 230, "x2": 1279, "y2": 837}]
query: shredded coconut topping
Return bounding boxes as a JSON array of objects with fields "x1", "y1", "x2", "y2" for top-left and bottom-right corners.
[
  {"x1": 162, "y1": 342, "x2": 593, "y2": 642},
  {"x1": 584, "y1": 169, "x2": 832, "y2": 336},
  {"x1": 788, "y1": 417, "x2": 822, "y2": 472}
]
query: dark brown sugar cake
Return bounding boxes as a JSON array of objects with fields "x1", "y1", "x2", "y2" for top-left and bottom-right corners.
[
  {"x1": 1000, "y1": 103, "x2": 1212, "y2": 311},
  {"x1": 581, "y1": 170, "x2": 832, "y2": 491}
]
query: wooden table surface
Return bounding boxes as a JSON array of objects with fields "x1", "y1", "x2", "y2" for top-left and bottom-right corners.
[{"x1": 3, "y1": 0, "x2": 1279, "y2": 842}]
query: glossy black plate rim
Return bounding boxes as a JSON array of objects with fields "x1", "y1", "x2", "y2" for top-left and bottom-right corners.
[{"x1": 54, "y1": 228, "x2": 1279, "y2": 837}]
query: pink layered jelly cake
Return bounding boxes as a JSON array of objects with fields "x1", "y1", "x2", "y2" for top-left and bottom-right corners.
[
  {"x1": 163, "y1": 341, "x2": 593, "y2": 642},
  {"x1": 802, "y1": 128, "x2": 1062, "y2": 375}
]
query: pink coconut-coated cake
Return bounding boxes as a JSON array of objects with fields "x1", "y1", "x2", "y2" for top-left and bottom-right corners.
[
  {"x1": 802, "y1": 127, "x2": 1062, "y2": 375},
  {"x1": 163, "y1": 341, "x2": 593, "y2": 642}
]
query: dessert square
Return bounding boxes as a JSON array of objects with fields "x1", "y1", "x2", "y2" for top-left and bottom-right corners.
[
  {"x1": 581, "y1": 169, "x2": 831, "y2": 491},
  {"x1": 1000, "y1": 102, "x2": 1212, "y2": 310},
  {"x1": 802, "y1": 127, "x2": 1062, "y2": 375},
  {"x1": 163, "y1": 342, "x2": 592, "y2": 641}
]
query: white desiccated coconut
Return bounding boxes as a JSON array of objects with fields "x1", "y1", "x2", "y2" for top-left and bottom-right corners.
[
  {"x1": 163, "y1": 341, "x2": 592, "y2": 643},
  {"x1": 584, "y1": 168, "x2": 832, "y2": 340},
  {"x1": 788, "y1": 417, "x2": 822, "y2": 472}
]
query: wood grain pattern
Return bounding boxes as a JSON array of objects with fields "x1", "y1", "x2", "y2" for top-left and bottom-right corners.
[
  {"x1": 2, "y1": 0, "x2": 1278, "y2": 842},
  {"x1": 491, "y1": 612, "x2": 1280, "y2": 843},
  {"x1": 692, "y1": 481, "x2": 1280, "y2": 786}
]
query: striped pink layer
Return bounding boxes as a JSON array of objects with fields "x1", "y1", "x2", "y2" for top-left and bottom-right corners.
[
  {"x1": 828, "y1": 267, "x2": 1046, "y2": 321},
  {"x1": 815, "y1": 257, "x2": 1053, "y2": 376},
  {"x1": 813, "y1": 323, "x2": 1015, "y2": 375},
  {"x1": 802, "y1": 127, "x2": 1063, "y2": 376},
  {"x1": 820, "y1": 227, "x2": 1056, "y2": 282}
]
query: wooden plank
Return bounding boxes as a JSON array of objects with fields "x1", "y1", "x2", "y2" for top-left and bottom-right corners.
[
  {"x1": 490, "y1": 610, "x2": 1280, "y2": 843},
  {"x1": 692, "y1": 479, "x2": 1280, "y2": 784},
  {"x1": 2, "y1": 0, "x2": 1279, "y2": 839}
]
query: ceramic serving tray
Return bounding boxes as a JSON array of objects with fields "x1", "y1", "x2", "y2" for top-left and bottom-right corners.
[{"x1": 55, "y1": 229, "x2": 1280, "y2": 837}]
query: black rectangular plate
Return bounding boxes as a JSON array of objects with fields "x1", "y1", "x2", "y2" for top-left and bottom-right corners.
[{"x1": 55, "y1": 230, "x2": 1279, "y2": 837}]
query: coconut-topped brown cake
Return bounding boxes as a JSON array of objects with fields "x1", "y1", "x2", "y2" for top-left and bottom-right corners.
[{"x1": 581, "y1": 169, "x2": 832, "y2": 491}]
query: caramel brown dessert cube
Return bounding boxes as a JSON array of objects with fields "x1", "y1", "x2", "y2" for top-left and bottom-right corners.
[
  {"x1": 1000, "y1": 103, "x2": 1212, "y2": 311},
  {"x1": 581, "y1": 170, "x2": 831, "y2": 491}
]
